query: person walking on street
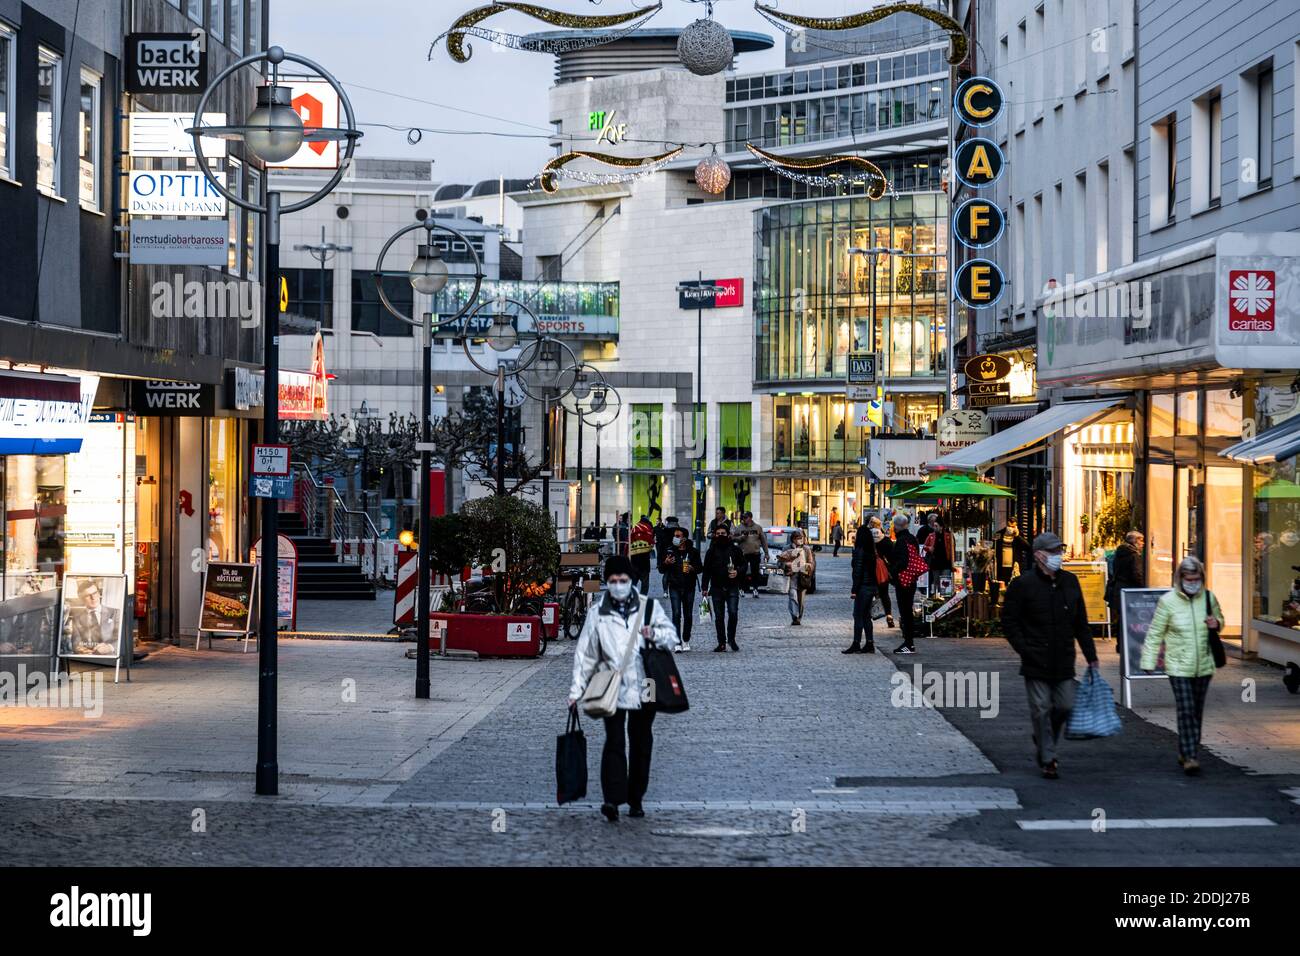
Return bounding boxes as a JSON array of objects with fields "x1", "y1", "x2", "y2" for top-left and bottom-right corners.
[
  {"x1": 655, "y1": 516, "x2": 681, "y2": 593},
  {"x1": 1107, "y1": 530, "x2": 1145, "y2": 658},
  {"x1": 732, "y1": 511, "x2": 770, "y2": 597},
  {"x1": 707, "y1": 507, "x2": 731, "y2": 536},
  {"x1": 615, "y1": 512, "x2": 630, "y2": 557},
  {"x1": 1140, "y1": 555, "x2": 1223, "y2": 775},
  {"x1": 779, "y1": 529, "x2": 815, "y2": 626},
  {"x1": 1001, "y1": 531, "x2": 1100, "y2": 779},
  {"x1": 629, "y1": 515, "x2": 655, "y2": 596},
  {"x1": 701, "y1": 524, "x2": 745, "y2": 651},
  {"x1": 924, "y1": 515, "x2": 955, "y2": 596},
  {"x1": 660, "y1": 526, "x2": 701, "y2": 652},
  {"x1": 830, "y1": 520, "x2": 845, "y2": 558},
  {"x1": 846, "y1": 519, "x2": 879, "y2": 653},
  {"x1": 887, "y1": 513, "x2": 923, "y2": 654},
  {"x1": 869, "y1": 517, "x2": 897, "y2": 629},
  {"x1": 568, "y1": 556, "x2": 680, "y2": 822}
]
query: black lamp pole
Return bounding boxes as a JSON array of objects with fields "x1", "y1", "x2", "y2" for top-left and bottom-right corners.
[
  {"x1": 416, "y1": 311, "x2": 434, "y2": 699},
  {"x1": 257, "y1": 192, "x2": 281, "y2": 796}
]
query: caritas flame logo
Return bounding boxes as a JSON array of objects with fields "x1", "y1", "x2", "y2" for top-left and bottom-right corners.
[{"x1": 1228, "y1": 269, "x2": 1275, "y2": 332}]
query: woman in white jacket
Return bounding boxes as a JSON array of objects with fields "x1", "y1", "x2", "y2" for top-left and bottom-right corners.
[{"x1": 568, "y1": 555, "x2": 680, "y2": 822}]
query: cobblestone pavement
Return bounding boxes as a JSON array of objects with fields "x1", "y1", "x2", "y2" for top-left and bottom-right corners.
[{"x1": 3, "y1": 552, "x2": 1298, "y2": 865}]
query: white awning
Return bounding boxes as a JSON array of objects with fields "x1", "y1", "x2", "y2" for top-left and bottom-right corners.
[
  {"x1": 1220, "y1": 415, "x2": 1300, "y2": 464},
  {"x1": 926, "y1": 399, "x2": 1125, "y2": 474}
]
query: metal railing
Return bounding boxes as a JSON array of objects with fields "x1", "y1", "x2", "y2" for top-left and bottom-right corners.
[{"x1": 292, "y1": 461, "x2": 385, "y2": 584}]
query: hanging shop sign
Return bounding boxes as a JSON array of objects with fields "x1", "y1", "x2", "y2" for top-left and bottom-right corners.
[
  {"x1": 227, "y1": 367, "x2": 265, "y2": 410},
  {"x1": 953, "y1": 76, "x2": 1004, "y2": 127},
  {"x1": 270, "y1": 78, "x2": 340, "y2": 170},
  {"x1": 0, "y1": 371, "x2": 99, "y2": 455},
  {"x1": 846, "y1": 352, "x2": 880, "y2": 385},
  {"x1": 128, "y1": 220, "x2": 228, "y2": 266},
  {"x1": 963, "y1": 353, "x2": 1012, "y2": 383},
  {"x1": 128, "y1": 112, "x2": 227, "y2": 158},
  {"x1": 936, "y1": 409, "x2": 990, "y2": 456},
  {"x1": 954, "y1": 259, "x2": 1006, "y2": 309},
  {"x1": 966, "y1": 382, "x2": 1012, "y2": 408},
  {"x1": 677, "y1": 277, "x2": 744, "y2": 309},
  {"x1": 953, "y1": 137, "x2": 1004, "y2": 189},
  {"x1": 867, "y1": 437, "x2": 937, "y2": 482},
  {"x1": 125, "y1": 33, "x2": 207, "y2": 95},
  {"x1": 128, "y1": 170, "x2": 226, "y2": 217},
  {"x1": 953, "y1": 198, "x2": 1005, "y2": 249},
  {"x1": 279, "y1": 333, "x2": 330, "y2": 421},
  {"x1": 131, "y1": 380, "x2": 215, "y2": 416}
]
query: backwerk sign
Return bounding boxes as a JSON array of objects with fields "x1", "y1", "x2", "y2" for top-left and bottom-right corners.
[
  {"x1": 125, "y1": 33, "x2": 207, "y2": 95},
  {"x1": 131, "y1": 380, "x2": 215, "y2": 416}
]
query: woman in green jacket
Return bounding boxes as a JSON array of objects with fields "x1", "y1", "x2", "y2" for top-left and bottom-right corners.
[{"x1": 1140, "y1": 555, "x2": 1224, "y2": 775}]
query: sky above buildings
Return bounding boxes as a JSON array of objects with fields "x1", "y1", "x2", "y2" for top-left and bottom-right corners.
[{"x1": 271, "y1": 0, "x2": 788, "y2": 183}]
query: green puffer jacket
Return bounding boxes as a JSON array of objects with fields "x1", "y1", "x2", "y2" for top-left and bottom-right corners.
[{"x1": 1139, "y1": 588, "x2": 1224, "y2": 678}]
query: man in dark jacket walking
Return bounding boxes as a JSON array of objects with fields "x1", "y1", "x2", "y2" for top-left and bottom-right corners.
[
  {"x1": 655, "y1": 516, "x2": 681, "y2": 593},
  {"x1": 659, "y1": 526, "x2": 701, "y2": 650},
  {"x1": 887, "y1": 513, "x2": 922, "y2": 654},
  {"x1": 1107, "y1": 530, "x2": 1145, "y2": 657},
  {"x1": 1001, "y1": 531, "x2": 1100, "y2": 779},
  {"x1": 701, "y1": 524, "x2": 745, "y2": 651},
  {"x1": 846, "y1": 524, "x2": 879, "y2": 653}
]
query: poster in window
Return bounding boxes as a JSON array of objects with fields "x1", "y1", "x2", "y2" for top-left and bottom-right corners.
[
  {"x1": 199, "y1": 562, "x2": 256, "y2": 633},
  {"x1": 58, "y1": 574, "x2": 128, "y2": 659}
]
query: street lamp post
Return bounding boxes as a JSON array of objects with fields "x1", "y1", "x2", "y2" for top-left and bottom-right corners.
[
  {"x1": 373, "y1": 215, "x2": 484, "y2": 700},
  {"x1": 293, "y1": 226, "x2": 352, "y2": 327},
  {"x1": 189, "y1": 46, "x2": 361, "y2": 797},
  {"x1": 675, "y1": 275, "x2": 727, "y2": 543}
]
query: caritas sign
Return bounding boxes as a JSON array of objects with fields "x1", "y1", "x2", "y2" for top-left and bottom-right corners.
[
  {"x1": 678, "y1": 277, "x2": 744, "y2": 310},
  {"x1": 1227, "y1": 269, "x2": 1275, "y2": 331}
]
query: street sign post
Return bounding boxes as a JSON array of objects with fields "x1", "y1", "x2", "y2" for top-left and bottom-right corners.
[{"x1": 252, "y1": 443, "x2": 291, "y2": 477}]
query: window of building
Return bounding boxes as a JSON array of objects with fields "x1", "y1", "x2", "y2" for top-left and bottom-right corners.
[
  {"x1": 186, "y1": 0, "x2": 203, "y2": 22},
  {"x1": 209, "y1": 0, "x2": 225, "y2": 42},
  {"x1": 1149, "y1": 114, "x2": 1176, "y2": 228},
  {"x1": 249, "y1": 0, "x2": 262, "y2": 52},
  {"x1": 0, "y1": 22, "x2": 14, "y2": 180},
  {"x1": 1239, "y1": 62, "x2": 1273, "y2": 195},
  {"x1": 229, "y1": 0, "x2": 243, "y2": 53},
  {"x1": 281, "y1": 267, "x2": 333, "y2": 326},
  {"x1": 1095, "y1": 160, "x2": 1109, "y2": 273},
  {"x1": 1191, "y1": 89, "x2": 1221, "y2": 214},
  {"x1": 226, "y1": 157, "x2": 242, "y2": 276},
  {"x1": 245, "y1": 168, "x2": 260, "y2": 278},
  {"x1": 353, "y1": 271, "x2": 414, "y2": 336},
  {"x1": 78, "y1": 69, "x2": 101, "y2": 210},
  {"x1": 719, "y1": 403, "x2": 752, "y2": 469},
  {"x1": 36, "y1": 48, "x2": 61, "y2": 195}
]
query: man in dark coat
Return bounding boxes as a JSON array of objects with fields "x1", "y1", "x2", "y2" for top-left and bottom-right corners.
[
  {"x1": 701, "y1": 524, "x2": 745, "y2": 652},
  {"x1": 1001, "y1": 531, "x2": 1100, "y2": 779},
  {"x1": 659, "y1": 526, "x2": 701, "y2": 650},
  {"x1": 1107, "y1": 530, "x2": 1146, "y2": 657},
  {"x1": 654, "y1": 516, "x2": 682, "y2": 598},
  {"x1": 846, "y1": 524, "x2": 879, "y2": 654},
  {"x1": 886, "y1": 513, "x2": 922, "y2": 654}
]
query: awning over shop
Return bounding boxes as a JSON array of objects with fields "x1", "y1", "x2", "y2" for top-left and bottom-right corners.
[
  {"x1": 0, "y1": 370, "x2": 99, "y2": 454},
  {"x1": 926, "y1": 398, "x2": 1124, "y2": 474},
  {"x1": 1220, "y1": 415, "x2": 1300, "y2": 465}
]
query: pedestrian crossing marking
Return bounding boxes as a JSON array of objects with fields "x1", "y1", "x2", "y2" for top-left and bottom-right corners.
[{"x1": 1017, "y1": 817, "x2": 1275, "y2": 831}]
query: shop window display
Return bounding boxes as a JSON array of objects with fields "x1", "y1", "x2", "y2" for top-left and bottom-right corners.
[{"x1": 1251, "y1": 403, "x2": 1300, "y2": 631}]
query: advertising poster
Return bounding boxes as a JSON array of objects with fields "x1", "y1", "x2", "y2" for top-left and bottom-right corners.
[
  {"x1": 1121, "y1": 588, "x2": 1172, "y2": 679},
  {"x1": 58, "y1": 574, "x2": 128, "y2": 660},
  {"x1": 199, "y1": 563, "x2": 256, "y2": 633},
  {"x1": 1063, "y1": 561, "x2": 1109, "y2": 625}
]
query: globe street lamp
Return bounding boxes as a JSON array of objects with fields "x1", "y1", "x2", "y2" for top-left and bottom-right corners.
[
  {"x1": 293, "y1": 226, "x2": 352, "y2": 327},
  {"x1": 188, "y1": 47, "x2": 361, "y2": 798},
  {"x1": 512, "y1": 335, "x2": 583, "y2": 523},
  {"x1": 372, "y1": 215, "x2": 484, "y2": 701}
]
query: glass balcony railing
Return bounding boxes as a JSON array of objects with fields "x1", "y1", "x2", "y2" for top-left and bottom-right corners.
[{"x1": 429, "y1": 278, "x2": 619, "y2": 338}]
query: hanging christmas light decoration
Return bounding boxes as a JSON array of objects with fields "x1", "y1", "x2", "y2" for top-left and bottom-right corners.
[
  {"x1": 746, "y1": 143, "x2": 889, "y2": 198},
  {"x1": 753, "y1": 2, "x2": 969, "y2": 66},
  {"x1": 539, "y1": 147, "x2": 684, "y2": 194},
  {"x1": 677, "y1": 4, "x2": 735, "y2": 76},
  {"x1": 694, "y1": 147, "x2": 732, "y2": 195},
  {"x1": 432, "y1": 2, "x2": 663, "y2": 63}
]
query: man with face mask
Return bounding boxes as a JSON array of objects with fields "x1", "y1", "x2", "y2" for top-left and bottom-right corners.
[
  {"x1": 701, "y1": 524, "x2": 745, "y2": 651},
  {"x1": 659, "y1": 526, "x2": 702, "y2": 650},
  {"x1": 1001, "y1": 531, "x2": 1099, "y2": 779}
]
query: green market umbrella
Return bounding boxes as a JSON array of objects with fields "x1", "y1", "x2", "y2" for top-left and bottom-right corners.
[
  {"x1": 911, "y1": 474, "x2": 1016, "y2": 498},
  {"x1": 1256, "y1": 479, "x2": 1300, "y2": 499},
  {"x1": 884, "y1": 481, "x2": 928, "y2": 498}
]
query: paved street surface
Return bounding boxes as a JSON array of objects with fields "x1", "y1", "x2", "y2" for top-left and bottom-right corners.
[{"x1": 2, "y1": 554, "x2": 1298, "y2": 865}]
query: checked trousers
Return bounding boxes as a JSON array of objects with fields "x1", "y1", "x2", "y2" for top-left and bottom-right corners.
[{"x1": 1168, "y1": 675, "x2": 1212, "y2": 761}]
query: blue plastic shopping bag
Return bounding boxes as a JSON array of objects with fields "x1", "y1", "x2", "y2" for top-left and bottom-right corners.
[{"x1": 1065, "y1": 668, "x2": 1123, "y2": 739}]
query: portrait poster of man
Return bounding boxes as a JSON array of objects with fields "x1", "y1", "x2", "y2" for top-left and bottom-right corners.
[{"x1": 58, "y1": 574, "x2": 127, "y2": 660}]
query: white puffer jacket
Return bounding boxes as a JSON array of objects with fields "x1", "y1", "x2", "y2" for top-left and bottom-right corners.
[{"x1": 569, "y1": 592, "x2": 680, "y2": 711}]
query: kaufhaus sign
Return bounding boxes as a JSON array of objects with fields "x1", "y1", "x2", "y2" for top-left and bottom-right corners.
[
  {"x1": 1038, "y1": 232, "x2": 1300, "y2": 386},
  {"x1": 128, "y1": 171, "x2": 226, "y2": 217}
]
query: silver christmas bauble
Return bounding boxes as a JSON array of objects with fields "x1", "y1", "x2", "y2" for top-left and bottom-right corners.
[
  {"x1": 677, "y1": 18, "x2": 734, "y2": 76},
  {"x1": 695, "y1": 155, "x2": 732, "y2": 195}
]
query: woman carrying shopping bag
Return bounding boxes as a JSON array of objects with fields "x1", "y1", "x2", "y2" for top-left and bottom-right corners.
[
  {"x1": 779, "y1": 529, "x2": 815, "y2": 626},
  {"x1": 568, "y1": 555, "x2": 680, "y2": 821},
  {"x1": 1139, "y1": 555, "x2": 1226, "y2": 775}
]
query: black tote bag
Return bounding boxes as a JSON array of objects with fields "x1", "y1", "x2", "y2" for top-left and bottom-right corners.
[
  {"x1": 641, "y1": 598, "x2": 689, "y2": 713},
  {"x1": 556, "y1": 708, "x2": 588, "y2": 804}
]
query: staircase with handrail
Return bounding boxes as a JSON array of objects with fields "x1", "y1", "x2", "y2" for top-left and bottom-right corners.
[{"x1": 287, "y1": 462, "x2": 382, "y2": 601}]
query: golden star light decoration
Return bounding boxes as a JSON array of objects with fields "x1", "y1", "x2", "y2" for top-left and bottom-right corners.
[
  {"x1": 754, "y1": 2, "x2": 969, "y2": 66},
  {"x1": 432, "y1": 2, "x2": 663, "y2": 63},
  {"x1": 746, "y1": 143, "x2": 889, "y2": 197},
  {"x1": 538, "y1": 147, "x2": 685, "y2": 193}
]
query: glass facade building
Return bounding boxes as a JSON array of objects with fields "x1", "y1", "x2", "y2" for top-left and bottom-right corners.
[{"x1": 754, "y1": 192, "x2": 949, "y2": 385}]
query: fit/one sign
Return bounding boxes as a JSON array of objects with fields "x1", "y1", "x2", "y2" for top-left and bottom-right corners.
[
  {"x1": 131, "y1": 380, "x2": 215, "y2": 416},
  {"x1": 125, "y1": 33, "x2": 207, "y2": 94},
  {"x1": 846, "y1": 352, "x2": 879, "y2": 385},
  {"x1": 963, "y1": 353, "x2": 1012, "y2": 382}
]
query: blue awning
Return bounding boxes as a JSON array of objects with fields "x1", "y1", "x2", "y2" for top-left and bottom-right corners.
[{"x1": 1220, "y1": 414, "x2": 1300, "y2": 465}]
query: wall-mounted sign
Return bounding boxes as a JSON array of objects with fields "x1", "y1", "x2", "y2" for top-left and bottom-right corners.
[
  {"x1": 227, "y1": 367, "x2": 264, "y2": 410},
  {"x1": 967, "y1": 382, "x2": 1012, "y2": 407},
  {"x1": 125, "y1": 33, "x2": 207, "y2": 95},
  {"x1": 279, "y1": 333, "x2": 330, "y2": 421},
  {"x1": 954, "y1": 137, "x2": 1004, "y2": 189},
  {"x1": 128, "y1": 220, "x2": 228, "y2": 266},
  {"x1": 270, "y1": 78, "x2": 340, "y2": 170},
  {"x1": 867, "y1": 437, "x2": 937, "y2": 482},
  {"x1": 963, "y1": 353, "x2": 1013, "y2": 383},
  {"x1": 128, "y1": 112, "x2": 226, "y2": 158},
  {"x1": 252, "y1": 444, "x2": 291, "y2": 477},
  {"x1": 936, "y1": 409, "x2": 990, "y2": 456},
  {"x1": 0, "y1": 371, "x2": 99, "y2": 455},
  {"x1": 846, "y1": 352, "x2": 879, "y2": 385},
  {"x1": 131, "y1": 380, "x2": 216, "y2": 416},
  {"x1": 1226, "y1": 269, "x2": 1275, "y2": 332},
  {"x1": 953, "y1": 197, "x2": 1005, "y2": 249},
  {"x1": 954, "y1": 258, "x2": 1006, "y2": 309},
  {"x1": 128, "y1": 170, "x2": 226, "y2": 217},
  {"x1": 953, "y1": 76, "x2": 1004, "y2": 127},
  {"x1": 678, "y1": 277, "x2": 744, "y2": 310},
  {"x1": 589, "y1": 109, "x2": 628, "y2": 146}
]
